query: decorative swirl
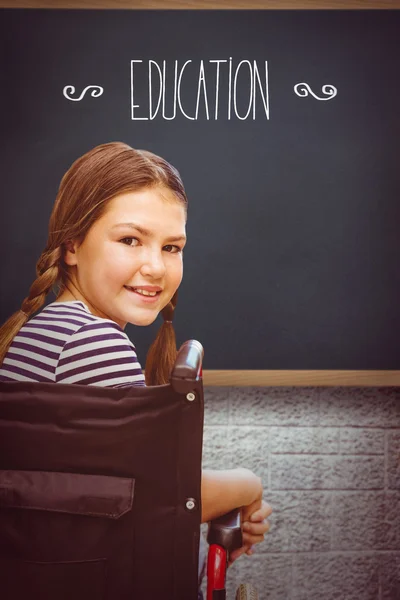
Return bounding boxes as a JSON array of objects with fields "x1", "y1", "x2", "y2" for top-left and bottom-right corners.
[
  {"x1": 294, "y1": 83, "x2": 337, "y2": 101},
  {"x1": 63, "y1": 85, "x2": 104, "y2": 102}
]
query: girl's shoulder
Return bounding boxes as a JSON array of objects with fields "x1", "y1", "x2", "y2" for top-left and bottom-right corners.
[
  {"x1": 35, "y1": 300, "x2": 105, "y2": 328},
  {"x1": 0, "y1": 301, "x2": 145, "y2": 387},
  {"x1": 33, "y1": 300, "x2": 124, "y2": 334},
  {"x1": 30, "y1": 301, "x2": 136, "y2": 353},
  {"x1": 49, "y1": 302, "x2": 145, "y2": 387},
  {"x1": 32, "y1": 300, "x2": 97, "y2": 325}
]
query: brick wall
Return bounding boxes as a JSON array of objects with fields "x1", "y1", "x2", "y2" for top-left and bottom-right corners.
[{"x1": 201, "y1": 387, "x2": 400, "y2": 600}]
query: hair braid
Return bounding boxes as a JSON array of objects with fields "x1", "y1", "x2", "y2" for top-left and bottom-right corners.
[
  {"x1": 145, "y1": 292, "x2": 178, "y2": 386},
  {"x1": 20, "y1": 247, "x2": 62, "y2": 317},
  {"x1": 0, "y1": 246, "x2": 62, "y2": 365}
]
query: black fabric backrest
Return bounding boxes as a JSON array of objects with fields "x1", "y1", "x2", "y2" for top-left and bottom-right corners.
[{"x1": 0, "y1": 368, "x2": 204, "y2": 600}]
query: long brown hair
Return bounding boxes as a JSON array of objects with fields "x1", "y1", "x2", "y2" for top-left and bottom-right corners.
[{"x1": 0, "y1": 142, "x2": 187, "y2": 385}]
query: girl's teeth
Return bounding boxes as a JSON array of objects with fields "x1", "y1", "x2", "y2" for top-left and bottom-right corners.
[{"x1": 135, "y1": 288, "x2": 157, "y2": 296}]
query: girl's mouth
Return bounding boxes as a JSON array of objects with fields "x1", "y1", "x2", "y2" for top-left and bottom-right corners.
[{"x1": 124, "y1": 286, "x2": 161, "y2": 302}]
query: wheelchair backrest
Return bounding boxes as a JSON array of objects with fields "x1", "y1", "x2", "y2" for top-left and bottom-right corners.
[{"x1": 0, "y1": 341, "x2": 204, "y2": 600}]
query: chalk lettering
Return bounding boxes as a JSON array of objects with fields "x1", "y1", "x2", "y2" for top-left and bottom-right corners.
[{"x1": 130, "y1": 58, "x2": 270, "y2": 121}]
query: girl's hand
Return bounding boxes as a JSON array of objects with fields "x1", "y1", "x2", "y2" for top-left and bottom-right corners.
[{"x1": 228, "y1": 500, "x2": 272, "y2": 565}]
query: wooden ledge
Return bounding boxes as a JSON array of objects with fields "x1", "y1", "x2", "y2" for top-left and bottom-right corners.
[
  {"x1": 202, "y1": 370, "x2": 400, "y2": 386},
  {"x1": 1, "y1": 1, "x2": 400, "y2": 9}
]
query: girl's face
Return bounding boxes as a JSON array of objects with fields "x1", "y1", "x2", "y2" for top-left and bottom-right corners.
[{"x1": 63, "y1": 186, "x2": 186, "y2": 329}]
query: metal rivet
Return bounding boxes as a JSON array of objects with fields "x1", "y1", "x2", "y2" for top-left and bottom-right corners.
[
  {"x1": 186, "y1": 392, "x2": 196, "y2": 402},
  {"x1": 185, "y1": 498, "x2": 196, "y2": 511}
]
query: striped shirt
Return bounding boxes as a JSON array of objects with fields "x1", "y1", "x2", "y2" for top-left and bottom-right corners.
[{"x1": 0, "y1": 301, "x2": 145, "y2": 388}]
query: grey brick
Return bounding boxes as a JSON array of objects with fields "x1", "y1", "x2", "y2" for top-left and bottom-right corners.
[
  {"x1": 202, "y1": 426, "x2": 231, "y2": 470},
  {"x1": 261, "y1": 491, "x2": 331, "y2": 553},
  {"x1": 198, "y1": 385, "x2": 400, "y2": 600},
  {"x1": 330, "y1": 492, "x2": 397, "y2": 551},
  {"x1": 203, "y1": 387, "x2": 230, "y2": 426},
  {"x1": 271, "y1": 455, "x2": 384, "y2": 490},
  {"x1": 319, "y1": 388, "x2": 400, "y2": 427},
  {"x1": 388, "y1": 431, "x2": 400, "y2": 490},
  {"x1": 270, "y1": 427, "x2": 339, "y2": 454},
  {"x1": 293, "y1": 553, "x2": 380, "y2": 600},
  {"x1": 230, "y1": 387, "x2": 319, "y2": 426},
  {"x1": 380, "y1": 552, "x2": 400, "y2": 600},
  {"x1": 340, "y1": 428, "x2": 385, "y2": 454},
  {"x1": 385, "y1": 493, "x2": 400, "y2": 551},
  {"x1": 225, "y1": 554, "x2": 293, "y2": 600},
  {"x1": 228, "y1": 426, "x2": 269, "y2": 480}
]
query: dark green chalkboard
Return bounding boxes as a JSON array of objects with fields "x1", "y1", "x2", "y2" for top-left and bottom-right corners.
[{"x1": 0, "y1": 9, "x2": 399, "y2": 369}]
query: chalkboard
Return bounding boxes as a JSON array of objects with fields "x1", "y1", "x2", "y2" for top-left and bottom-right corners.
[{"x1": 0, "y1": 9, "x2": 399, "y2": 371}]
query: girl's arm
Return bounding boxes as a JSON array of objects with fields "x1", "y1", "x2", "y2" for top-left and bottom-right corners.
[{"x1": 201, "y1": 467, "x2": 263, "y2": 523}]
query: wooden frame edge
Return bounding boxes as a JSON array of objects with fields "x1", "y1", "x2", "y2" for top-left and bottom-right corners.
[
  {"x1": 202, "y1": 370, "x2": 400, "y2": 386},
  {"x1": 1, "y1": 1, "x2": 400, "y2": 9}
]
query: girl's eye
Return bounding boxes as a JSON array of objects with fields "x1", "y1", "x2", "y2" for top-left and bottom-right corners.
[
  {"x1": 120, "y1": 237, "x2": 139, "y2": 246},
  {"x1": 163, "y1": 244, "x2": 182, "y2": 254}
]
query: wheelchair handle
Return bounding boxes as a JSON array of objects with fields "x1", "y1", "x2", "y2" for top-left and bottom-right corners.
[
  {"x1": 170, "y1": 340, "x2": 204, "y2": 394},
  {"x1": 207, "y1": 508, "x2": 243, "y2": 553}
]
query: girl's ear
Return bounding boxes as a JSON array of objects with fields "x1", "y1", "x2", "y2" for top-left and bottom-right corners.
[{"x1": 64, "y1": 240, "x2": 78, "y2": 266}]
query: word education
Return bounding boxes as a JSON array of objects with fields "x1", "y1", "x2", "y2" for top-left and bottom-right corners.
[{"x1": 130, "y1": 59, "x2": 270, "y2": 121}]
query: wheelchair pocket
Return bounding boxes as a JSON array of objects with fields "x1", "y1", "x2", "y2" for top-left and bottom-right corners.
[{"x1": 0, "y1": 470, "x2": 135, "y2": 600}]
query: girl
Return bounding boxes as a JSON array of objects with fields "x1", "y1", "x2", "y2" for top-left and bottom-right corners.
[{"x1": 0, "y1": 142, "x2": 271, "y2": 562}]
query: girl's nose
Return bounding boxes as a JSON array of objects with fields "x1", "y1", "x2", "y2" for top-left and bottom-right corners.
[{"x1": 139, "y1": 250, "x2": 166, "y2": 279}]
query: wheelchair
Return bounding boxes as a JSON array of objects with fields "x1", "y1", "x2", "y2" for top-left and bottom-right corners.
[{"x1": 0, "y1": 340, "x2": 258, "y2": 600}]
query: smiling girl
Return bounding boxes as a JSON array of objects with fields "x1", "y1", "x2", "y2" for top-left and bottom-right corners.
[{"x1": 0, "y1": 142, "x2": 271, "y2": 562}]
